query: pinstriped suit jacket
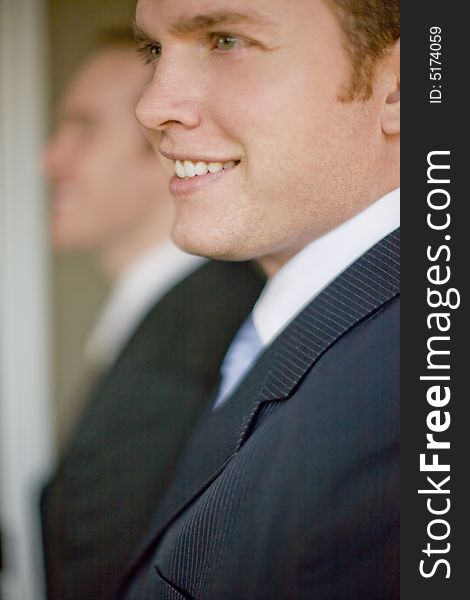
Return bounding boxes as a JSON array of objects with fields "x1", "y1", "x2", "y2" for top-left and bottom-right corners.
[{"x1": 119, "y1": 230, "x2": 400, "y2": 600}]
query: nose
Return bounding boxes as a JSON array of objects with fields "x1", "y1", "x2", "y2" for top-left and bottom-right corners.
[
  {"x1": 42, "y1": 131, "x2": 69, "y2": 180},
  {"x1": 136, "y1": 52, "x2": 203, "y2": 133}
]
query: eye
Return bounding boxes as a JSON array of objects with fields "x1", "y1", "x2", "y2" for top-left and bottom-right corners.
[
  {"x1": 212, "y1": 34, "x2": 243, "y2": 52},
  {"x1": 149, "y1": 44, "x2": 162, "y2": 60},
  {"x1": 136, "y1": 41, "x2": 162, "y2": 66}
]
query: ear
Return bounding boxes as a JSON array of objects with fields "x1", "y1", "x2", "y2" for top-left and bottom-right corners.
[{"x1": 381, "y1": 38, "x2": 400, "y2": 136}]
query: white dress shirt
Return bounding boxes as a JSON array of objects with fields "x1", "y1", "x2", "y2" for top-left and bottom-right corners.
[
  {"x1": 252, "y1": 188, "x2": 400, "y2": 347},
  {"x1": 85, "y1": 242, "x2": 206, "y2": 368}
]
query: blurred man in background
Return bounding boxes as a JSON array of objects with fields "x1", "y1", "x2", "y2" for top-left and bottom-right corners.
[{"x1": 40, "y1": 31, "x2": 263, "y2": 600}]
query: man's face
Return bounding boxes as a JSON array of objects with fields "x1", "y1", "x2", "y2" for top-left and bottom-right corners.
[
  {"x1": 44, "y1": 48, "x2": 169, "y2": 253},
  {"x1": 135, "y1": 0, "x2": 391, "y2": 272}
]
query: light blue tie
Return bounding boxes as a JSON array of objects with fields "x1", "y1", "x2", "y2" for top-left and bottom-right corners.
[{"x1": 213, "y1": 316, "x2": 263, "y2": 410}]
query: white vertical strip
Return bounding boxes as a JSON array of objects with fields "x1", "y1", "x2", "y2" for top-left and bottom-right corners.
[{"x1": 0, "y1": 1, "x2": 55, "y2": 599}]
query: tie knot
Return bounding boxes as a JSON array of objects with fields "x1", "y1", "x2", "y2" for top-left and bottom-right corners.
[{"x1": 213, "y1": 316, "x2": 263, "y2": 409}]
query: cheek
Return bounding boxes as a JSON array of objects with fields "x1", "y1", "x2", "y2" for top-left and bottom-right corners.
[
  {"x1": 73, "y1": 146, "x2": 117, "y2": 198},
  {"x1": 82, "y1": 144, "x2": 135, "y2": 193},
  {"x1": 99, "y1": 160, "x2": 161, "y2": 226},
  {"x1": 210, "y1": 56, "x2": 339, "y2": 174},
  {"x1": 208, "y1": 51, "x2": 296, "y2": 137}
]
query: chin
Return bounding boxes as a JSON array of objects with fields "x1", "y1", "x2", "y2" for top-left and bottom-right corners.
[
  {"x1": 50, "y1": 216, "x2": 78, "y2": 250},
  {"x1": 50, "y1": 227, "x2": 72, "y2": 251},
  {"x1": 50, "y1": 227, "x2": 92, "y2": 253},
  {"x1": 171, "y1": 223, "x2": 247, "y2": 262}
]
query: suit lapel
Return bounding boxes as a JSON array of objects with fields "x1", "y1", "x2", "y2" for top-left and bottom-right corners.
[{"x1": 124, "y1": 229, "x2": 400, "y2": 580}]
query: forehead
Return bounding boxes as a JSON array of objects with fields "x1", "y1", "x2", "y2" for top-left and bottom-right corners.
[
  {"x1": 61, "y1": 50, "x2": 148, "y2": 120},
  {"x1": 135, "y1": 0, "x2": 324, "y2": 34}
]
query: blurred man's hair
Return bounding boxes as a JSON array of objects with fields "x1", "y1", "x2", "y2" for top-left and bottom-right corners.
[
  {"x1": 94, "y1": 27, "x2": 136, "y2": 52},
  {"x1": 327, "y1": 0, "x2": 400, "y2": 100}
]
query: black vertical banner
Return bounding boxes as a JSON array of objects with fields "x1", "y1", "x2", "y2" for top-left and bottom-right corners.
[{"x1": 401, "y1": 2, "x2": 468, "y2": 598}]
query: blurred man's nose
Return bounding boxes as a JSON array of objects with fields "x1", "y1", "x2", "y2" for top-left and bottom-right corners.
[
  {"x1": 42, "y1": 132, "x2": 70, "y2": 180},
  {"x1": 136, "y1": 52, "x2": 203, "y2": 134}
]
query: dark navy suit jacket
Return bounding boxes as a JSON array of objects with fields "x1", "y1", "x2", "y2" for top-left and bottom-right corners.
[{"x1": 120, "y1": 230, "x2": 400, "y2": 600}]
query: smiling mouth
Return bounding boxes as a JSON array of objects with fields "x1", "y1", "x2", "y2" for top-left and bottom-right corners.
[{"x1": 173, "y1": 159, "x2": 240, "y2": 179}]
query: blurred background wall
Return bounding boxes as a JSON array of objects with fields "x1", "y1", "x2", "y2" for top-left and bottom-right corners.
[{"x1": 1, "y1": 2, "x2": 53, "y2": 599}]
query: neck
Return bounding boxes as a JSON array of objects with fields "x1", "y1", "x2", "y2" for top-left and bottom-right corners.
[
  {"x1": 97, "y1": 228, "x2": 170, "y2": 281},
  {"x1": 258, "y1": 177, "x2": 400, "y2": 279}
]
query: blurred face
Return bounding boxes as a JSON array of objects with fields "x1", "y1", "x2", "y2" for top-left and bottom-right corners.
[
  {"x1": 135, "y1": 0, "x2": 395, "y2": 273},
  {"x1": 44, "y1": 47, "x2": 170, "y2": 254}
]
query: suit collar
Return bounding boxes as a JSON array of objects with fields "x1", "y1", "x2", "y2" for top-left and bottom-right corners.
[{"x1": 121, "y1": 229, "x2": 400, "y2": 588}]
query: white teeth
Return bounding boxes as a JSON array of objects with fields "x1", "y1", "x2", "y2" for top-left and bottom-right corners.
[
  {"x1": 175, "y1": 160, "x2": 185, "y2": 178},
  {"x1": 174, "y1": 159, "x2": 238, "y2": 179},
  {"x1": 195, "y1": 161, "x2": 209, "y2": 176},
  {"x1": 183, "y1": 160, "x2": 197, "y2": 178},
  {"x1": 208, "y1": 162, "x2": 224, "y2": 174}
]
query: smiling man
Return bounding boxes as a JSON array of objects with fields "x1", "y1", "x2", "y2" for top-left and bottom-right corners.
[{"x1": 120, "y1": 1, "x2": 400, "y2": 598}]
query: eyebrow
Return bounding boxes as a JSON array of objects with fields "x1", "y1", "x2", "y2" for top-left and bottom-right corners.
[
  {"x1": 134, "y1": 9, "x2": 275, "y2": 40},
  {"x1": 58, "y1": 110, "x2": 99, "y2": 129}
]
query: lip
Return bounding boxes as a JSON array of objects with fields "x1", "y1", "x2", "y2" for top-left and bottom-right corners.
[
  {"x1": 51, "y1": 189, "x2": 75, "y2": 212},
  {"x1": 169, "y1": 164, "x2": 238, "y2": 198}
]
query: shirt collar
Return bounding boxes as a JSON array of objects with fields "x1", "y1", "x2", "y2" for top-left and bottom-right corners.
[
  {"x1": 252, "y1": 188, "x2": 400, "y2": 347},
  {"x1": 85, "y1": 241, "x2": 206, "y2": 368}
]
